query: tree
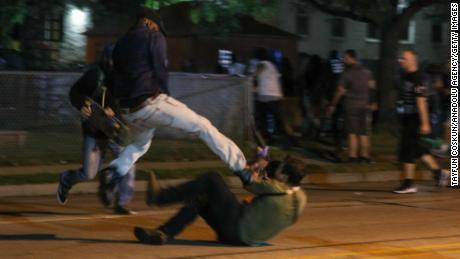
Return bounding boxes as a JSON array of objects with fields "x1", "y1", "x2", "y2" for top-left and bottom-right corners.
[
  {"x1": 302, "y1": 0, "x2": 449, "y2": 123},
  {"x1": 0, "y1": 0, "x2": 27, "y2": 47},
  {"x1": 122, "y1": 0, "x2": 278, "y2": 34}
]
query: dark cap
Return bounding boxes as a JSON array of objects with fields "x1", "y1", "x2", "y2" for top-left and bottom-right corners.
[{"x1": 137, "y1": 6, "x2": 167, "y2": 36}]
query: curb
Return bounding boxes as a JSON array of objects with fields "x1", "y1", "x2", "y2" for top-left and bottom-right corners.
[
  {"x1": 0, "y1": 171, "x2": 436, "y2": 198},
  {"x1": 0, "y1": 160, "x2": 225, "y2": 176},
  {"x1": 305, "y1": 170, "x2": 434, "y2": 184}
]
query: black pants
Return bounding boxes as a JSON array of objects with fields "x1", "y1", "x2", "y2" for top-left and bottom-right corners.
[
  {"x1": 157, "y1": 172, "x2": 243, "y2": 245},
  {"x1": 255, "y1": 100, "x2": 285, "y2": 141},
  {"x1": 332, "y1": 102, "x2": 345, "y2": 151},
  {"x1": 399, "y1": 114, "x2": 429, "y2": 163}
]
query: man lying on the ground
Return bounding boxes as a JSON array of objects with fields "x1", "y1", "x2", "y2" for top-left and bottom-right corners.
[{"x1": 134, "y1": 156, "x2": 307, "y2": 246}]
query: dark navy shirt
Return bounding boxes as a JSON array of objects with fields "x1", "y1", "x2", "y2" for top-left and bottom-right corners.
[{"x1": 112, "y1": 24, "x2": 169, "y2": 108}]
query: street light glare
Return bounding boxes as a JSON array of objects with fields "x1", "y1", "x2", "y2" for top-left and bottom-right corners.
[{"x1": 70, "y1": 7, "x2": 87, "y2": 26}]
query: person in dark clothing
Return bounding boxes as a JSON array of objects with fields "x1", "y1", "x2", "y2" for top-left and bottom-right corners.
[
  {"x1": 280, "y1": 57, "x2": 295, "y2": 97},
  {"x1": 393, "y1": 50, "x2": 449, "y2": 194},
  {"x1": 100, "y1": 7, "x2": 250, "y2": 199},
  {"x1": 56, "y1": 44, "x2": 136, "y2": 215},
  {"x1": 328, "y1": 50, "x2": 377, "y2": 163},
  {"x1": 430, "y1": 61, "x2": 451, "y2": 157},
  {"x1": 134, "y1": 156, "x2": 307, "y2": 246},
  {"x1": 326, "y1": 50, "x2": 346, "y2": 154},
  {"x1": 280, "y1": 57, "x2": 302, "y2": 137},
  {"x1": 301, "y1": 54, "x2": 324, "y2": 132}
]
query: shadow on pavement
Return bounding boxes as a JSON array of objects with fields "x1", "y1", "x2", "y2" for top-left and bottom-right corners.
[
  {"x1": 0, "y1": 234, "x2": 137, "y2": 244},
  {"x1": 168, "y1": 239, "x2": 234, "y2": 247}
]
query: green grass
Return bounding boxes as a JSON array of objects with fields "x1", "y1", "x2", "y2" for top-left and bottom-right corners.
[
  {"x1": 3, "y1": 128, "x2": 446, "y2": 183},
  {"x1": 0, "y1": 130, "x2": 252, "y2": 166},
  {"x1": 1, "y1": 127, "x2": 450, "y2": 186}
]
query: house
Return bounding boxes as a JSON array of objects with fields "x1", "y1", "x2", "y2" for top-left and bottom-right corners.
[
  {"x1": 16, "y1": 3, "x2": 92, "y2": 70},
  {"x1": 267, "y1": 0, "x2": 449, "y2": 67},
  {"x1": 84, "y1": 2, "x2": 300, "y2": 72}
]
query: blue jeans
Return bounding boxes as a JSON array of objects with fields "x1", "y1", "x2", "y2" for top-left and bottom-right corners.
[{"x1": 61, "y1": 135, "x2": 135, "y2": 206}]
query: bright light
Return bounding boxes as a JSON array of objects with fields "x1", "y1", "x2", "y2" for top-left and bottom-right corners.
[{"x1": 70, "y1": 7, "x2": 88, "y2": 27}]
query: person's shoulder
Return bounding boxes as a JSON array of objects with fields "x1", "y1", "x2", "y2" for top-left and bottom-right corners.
[{"x1": 148, "y1": 29, "x2": 165, "y2": 39}]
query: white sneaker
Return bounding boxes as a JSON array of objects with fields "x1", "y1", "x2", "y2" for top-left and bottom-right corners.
[
  {"x1": 394, "y1": 181, "x2": 418, "y2": 194},
  {"x1": 430, "y1": 145, "x2": 450, "y2": 158},
  {"x1": 438, "y1": 169, "x2": 450, "y2": 188}
]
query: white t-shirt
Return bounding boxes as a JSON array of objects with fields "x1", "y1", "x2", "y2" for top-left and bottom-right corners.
[{"x1": 256, "y1": 61, "x2": 283, "y2": 100}]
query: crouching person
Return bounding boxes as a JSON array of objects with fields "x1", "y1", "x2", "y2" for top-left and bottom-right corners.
[{"x1": 134, "y1": 156, "x2": 307, "y2": 246}]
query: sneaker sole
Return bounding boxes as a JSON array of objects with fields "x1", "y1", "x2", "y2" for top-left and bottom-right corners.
[
  {"x1": 393, "y1": 188, "x2": 417, "y2": 194},
  {"x1": 114, "y1": 208, "x2": 138, "y2": 215}
]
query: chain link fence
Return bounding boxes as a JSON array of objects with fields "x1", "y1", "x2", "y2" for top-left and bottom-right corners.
[{"x1": 0, "y1": 71, "x2": 252, "y2": 164}]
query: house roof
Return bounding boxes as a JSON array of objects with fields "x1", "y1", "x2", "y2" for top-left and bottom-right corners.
[{"x1": 85, "y1": 2, "x2": 299, "y2": 39}]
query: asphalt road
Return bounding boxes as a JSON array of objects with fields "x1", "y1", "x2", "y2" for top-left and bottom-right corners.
[{"x1": 0, "y1": 181, "x2": 459, "y2": 258}]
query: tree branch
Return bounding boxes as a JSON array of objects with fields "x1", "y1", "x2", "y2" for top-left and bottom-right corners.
[
  {"x1": 302, "y1": 0, "x2": 377, "y2": 25},
  {"x1": 397, "y1": 0, "x2": 446, "y2": 24}
]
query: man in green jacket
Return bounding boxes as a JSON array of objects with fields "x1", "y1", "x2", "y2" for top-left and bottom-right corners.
[{"x1": 134, "y1": 156, "x2": 307, "y2": 246}]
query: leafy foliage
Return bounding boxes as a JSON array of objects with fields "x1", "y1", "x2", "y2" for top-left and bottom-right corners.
[
  {"x1": 0, "y1": 0, "x2": 27, "y2": 45},
  {"x1": 144, "y1": 0, "x2": 188, "y2": 9},
  {"x1": 144, "y1": 0, "x2": 278, "y2": 33}
]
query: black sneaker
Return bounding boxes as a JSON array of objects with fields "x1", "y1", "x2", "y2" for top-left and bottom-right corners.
[
  {"x1": 394, "y1": 180, "x2": 417, "y2": 194},
  {"x1": 56, "y1": 174, "x2": 70, "y2": 205},
  {"x1": 146, "y1": 172, "x2": 161, "y2": 207},
  {"x1": 113, "y1": 205, "x2": 137, "y2": 215},
  {"x1": 134, "y1": 227, "x2": 169, "y2": 245}
]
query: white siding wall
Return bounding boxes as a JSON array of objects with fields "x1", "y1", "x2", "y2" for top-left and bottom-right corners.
[{"x1": 267, "y1": 1, "x2": 449, "y2": 63}]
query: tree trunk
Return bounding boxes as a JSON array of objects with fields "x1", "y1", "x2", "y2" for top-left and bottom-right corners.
[{"x1": 376, "y1": 27, "x2": 400, "y2": 128}]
